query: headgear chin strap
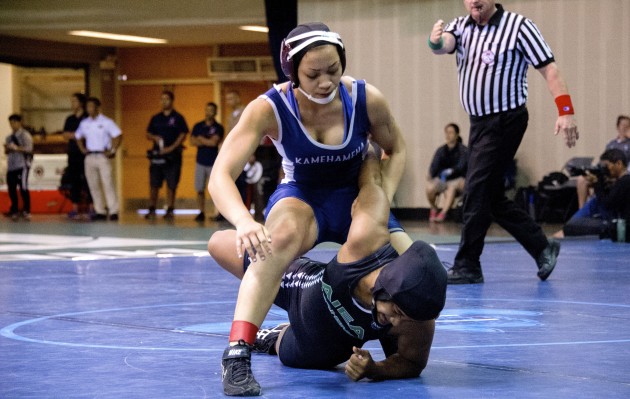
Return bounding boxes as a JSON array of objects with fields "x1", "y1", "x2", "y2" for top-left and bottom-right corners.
[
  {"x1": 280, "y1": 23, "x2": 346, "y2": 88},
  {"x1": 297, "y1": 87, "x2": 337, "y2": 105}
]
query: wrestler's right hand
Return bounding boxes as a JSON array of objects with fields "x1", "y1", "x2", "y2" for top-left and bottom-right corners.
[
  {"x1": 235, "y1": 218, "x2": 272, "y2": 262},
  {"x1": 430, "y1": 19, "x2": 445, "y2": 45}
]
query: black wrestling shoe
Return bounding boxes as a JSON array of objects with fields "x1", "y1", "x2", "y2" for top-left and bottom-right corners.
[
  {"x1": 252, "y1": 323, "x2": 288, "y2": 355},
  {"x1": 447, "y1": 267, "x2": 484, "y2": 284},
  {"x1": 221, "y1": 340, "x2": 261, "y2": 396},
  {"x1": 537, "y1": 239, "x2": 560, "y2": 281},
  {"x1": 163, "y1": 208, "x2": 175, "y2": 221}
]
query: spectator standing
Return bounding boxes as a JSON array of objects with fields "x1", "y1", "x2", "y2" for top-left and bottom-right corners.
[
  {"x1": 225, "y1": 90, "x2": 245, "y2": 132},
  {"x1": 225, "y1": 90, "x2": 248, "y2": 204},
  {"x1": 426, "y1": 123, "x2": 468, "y2": 222},
  {"x1": 429, "y1": 0, "x2": 579, "y2": 284},
  {"x1": 74, "y1": 97, "x2": 122, "y2": 221},
  {"x1": 190, "y1": 102, "x2": 224, "y2": 222},
  {"x1": 243, "y1": 154, "x2": 264, "y2": 220},
  {"x1": 145, "y1": 90, "x2": 189, "y2": 221},
  {"x1": 4, "y1": 114, "x2": 33, "y2": 221},
  {"x1": 62, "y1": 92, "x2": 91, "y2": 219},
  {"x1": 210, "y1": 90, "x2": 247, "y2": 222}
]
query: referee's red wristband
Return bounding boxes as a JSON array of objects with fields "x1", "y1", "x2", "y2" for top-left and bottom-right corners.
[{"x1": 555, "y1": 95, "x2": 574, "y2": 116}]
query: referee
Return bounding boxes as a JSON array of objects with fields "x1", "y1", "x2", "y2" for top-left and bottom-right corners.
[{"x1": 429, "y1": 1, "x2": 579, "y2": 284}]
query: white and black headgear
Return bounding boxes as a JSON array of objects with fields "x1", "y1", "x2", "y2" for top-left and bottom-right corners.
[{"x1": 280, "y1": 22, "x2": 346, "y2": 88}]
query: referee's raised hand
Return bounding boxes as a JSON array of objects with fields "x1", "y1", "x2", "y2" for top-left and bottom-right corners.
[
  {"x1": 428, "y1": 19, "x2": 454, "y2": 53},
  {"x1": 430, "y1": 19, "x2": 445, "y2": 45}
]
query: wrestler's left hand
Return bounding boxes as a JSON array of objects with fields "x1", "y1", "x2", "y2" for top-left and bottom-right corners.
[
  {"x1": 234, "y1": 218, "x2": 272, "y2": 262},
  {"x1": 345, "y1": 346, "x2": 375, "y2": 381}
]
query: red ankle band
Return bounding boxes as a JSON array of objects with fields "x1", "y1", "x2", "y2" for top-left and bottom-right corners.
[{"x1": 229, "y1": 320, "x2": 259, "y2": 345}]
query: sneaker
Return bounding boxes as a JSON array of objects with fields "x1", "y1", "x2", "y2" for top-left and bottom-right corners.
[
  {"x1": 429, "y1": 208, "x2": 438, "y2": 222},
  {"x1": 21, "y1": 212, "x2": 31, "y2": 221},
  {"x1": 144, "y1": 210, "x2": 156, "y2": 221},
  {"x1": 5, "y1": 212, "x2": 19, "y2": 221},
  {"x1": 67, "y1": 210, "x2": 80, "y2": 220},
  {"x1": 91, "y1": 213, "x2": 107, "y2": 221},
  {"x1": 194, "y1": 212, "x2": 205, "y2": 222},
  {"x1": 434, "y1": 211, "x2": 447, "y2": 223},
  {"x1": 536, "y1": 239, "x2": 560, "y2": 281},
  {"x1": 221, "y1": 340, "x2": 261, "y2": 396},
  {"x1": 252, "y1": 323, "x2": 289, "y2": 355},
  {"x1": 210, "y1": 214, "x2": 226, "y2": 222},
  {"x1": 447, "y1": 266, "x2": 484, "y2": 284},
  {"x1": 109, "y1": 214, "x2": 119, "y2": 221},
  {"x1": 163, "y1": 208, "x2": 174, "y2": 221}
]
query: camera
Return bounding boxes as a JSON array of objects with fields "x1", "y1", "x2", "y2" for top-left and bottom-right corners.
[
  {"x1": 146, "y1": 149, "x2": 169, "y2": 164},
  {"x1": 568, "y1": 164, "x2": 609, "y2": 179},
  {"x1": 146, "y1": 149, "x2": 161, "y2": 160}
]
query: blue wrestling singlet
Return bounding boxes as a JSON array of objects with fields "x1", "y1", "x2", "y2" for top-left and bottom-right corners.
[
  {"x1": 260, "y1": 80, "x2": 369, "y2": 189},
  {"x1": 261, "y1": 81, "x2": 368, "y2": 243},
  {"x1": 273, "y1": 243, "x2": 398, "y2": 369}
]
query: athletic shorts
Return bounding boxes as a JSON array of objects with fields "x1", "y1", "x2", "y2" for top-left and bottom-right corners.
[
  {"x1": 194, "y1": 163, "x2": 212, "y2": 193},
  {"x1": 266, "y1": 182, "x2": 404, "y2": 244},
  {"x1": 149, "y1": 159, "x2": 182, "y2": 190}
]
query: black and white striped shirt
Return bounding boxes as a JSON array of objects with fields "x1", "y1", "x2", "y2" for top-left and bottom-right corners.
[{"x1": 444, "y1": 4, "x2": 554, "y2": 117}]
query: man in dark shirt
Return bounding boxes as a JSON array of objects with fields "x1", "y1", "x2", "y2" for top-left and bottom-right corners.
[
  {"x1": 576, "y1": 115, "x2": 630, "y2": 209},
  {"x1": 145, "y1": 90, "x2": 189, "y2": 221},
  {"x1": 190, "y1": 102, "x2": 224, "y2": 222},
  {"x1": 557, "y1": 149, "x2": 630, "y2": 240},
  {"x1": 61, "y1": 93, "x2": 91, "y2": 219}
]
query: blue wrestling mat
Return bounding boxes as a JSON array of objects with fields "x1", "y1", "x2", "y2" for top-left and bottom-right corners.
[{"x1": 1, "y1": 238, "x2": 629, "y2": 398}]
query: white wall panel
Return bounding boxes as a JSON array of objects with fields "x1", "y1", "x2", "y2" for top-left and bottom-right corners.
[{"x1": 301, "y1": 0, "x2": 630, "y2": 208}]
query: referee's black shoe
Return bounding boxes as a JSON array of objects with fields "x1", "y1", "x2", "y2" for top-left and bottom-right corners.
[
  {"x1": 221, "y1": 340, "x2": 261, "y2": 396},
  {"x1": 536, "y1": 239, "x2": 560, "y2": 281},
  {"x1": 446, "y1": 267, "x2": 484, "y2": 284}
]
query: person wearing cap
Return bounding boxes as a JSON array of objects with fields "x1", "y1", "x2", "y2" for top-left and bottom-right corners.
[
  {"x1": 209, "y1": 151, "x2": 445, "y2": 388},
  {"x1": 208, "y1": 22, "x2": 407, "y2": 395}
]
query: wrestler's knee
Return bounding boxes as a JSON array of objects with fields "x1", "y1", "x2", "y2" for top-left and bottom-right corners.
[
  {"x1": 207, "y1": 230, "x2": 229, "y2": 256},
  {"x1": 268, "y1": 218, "x2": 306, "y2": 254},
  {"x1": 207, "y1": 229, "x2": 238, "y2": 268}
]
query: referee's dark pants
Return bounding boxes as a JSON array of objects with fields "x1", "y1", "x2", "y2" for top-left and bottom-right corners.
[{"x1": 454, "y1": 105, "x2": 549, "y2": 272}]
